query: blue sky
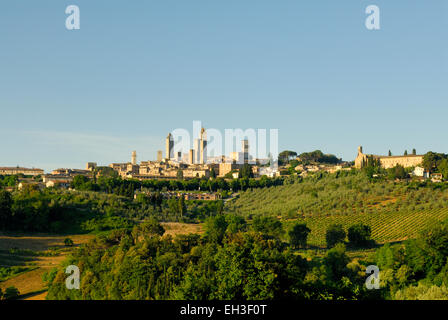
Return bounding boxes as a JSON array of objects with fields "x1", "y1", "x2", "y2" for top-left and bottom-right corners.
[{"x1": 1, "y1": 1, "x2": 447, "y2": 172}]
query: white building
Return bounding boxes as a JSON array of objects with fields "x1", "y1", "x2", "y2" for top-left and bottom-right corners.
[{"x1": 413, "y1": 166, "x2": 430, "y2": 178}]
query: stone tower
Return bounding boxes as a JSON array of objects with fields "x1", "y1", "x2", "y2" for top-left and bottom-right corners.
[
  {"x1": 131, "y1": 151, "x2": 137, "y2": 165},
  {"x1": 166, "y1": 133, "x2": 174, "y2": 160},
  {"x1": 242, "y1": 139, "x2": 249, "y2": 164},
  {"x1": 200, "y1": 128, "x2": 207, "y2": 164},
  {"x1": 189, "y1": 149, "x2": 194, "y2": 165}
]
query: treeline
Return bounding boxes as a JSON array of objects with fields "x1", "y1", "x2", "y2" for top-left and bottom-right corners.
[
  {"x1": 44, "y1": 213, "x2": 448, "y2": 300},
  {"x1": 0, "y1": 175, "x2": 19, "y2": 187},
  {"x1": 0, "y1": 186, "x2": 225, "y2": 233},
  {"x1": 226, "y1": 170, "x2": 448, "y2": 219},
  {"x1": 422, "y1": 152, "x2": 448, "y2": 177},
  {"x1": 72, "y1": 174, "x2": 285, "y2": 197},
  {"x1": 376, "y1": 220, "x2": 448, "y2": 299},
  {"x1": 45, "y1": 216, "x2": 382, "y2": 300},
  {"x1": 278, "y1": 150, "x2": 341, "y2": 165},
  {"x1": 0, "y1": 185, "x2": 120, "y2": 233}
]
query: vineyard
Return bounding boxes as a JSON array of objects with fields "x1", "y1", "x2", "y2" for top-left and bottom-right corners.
[
  {"x1": 292, "y1": 207, "x2": 448, "y2": 247},
  {"x1": 225, "y1": 171, "x2": 448, "y2": 248}
]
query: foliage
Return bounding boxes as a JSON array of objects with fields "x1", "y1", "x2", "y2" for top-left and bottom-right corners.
[
  {"x1": 45, "y1": 215, "x2": 377, "y2": 301},
  {"x1": 422, "y1": 152, "x2": 447, "y2": 173},
  {"x1": 298, "y1": 150, "x2": 341, "y2": 165},
  {"x1": 0, "y1": 190, "x2": 13, "y2": 229},
  {"x1": 251, "y1": 216, "x2": 284, "y2": 239},
  {"x1": 226, "y1": 171, "x2": 448, "y2": 246},
  {"x1": 0, "y1": 266, "x2": 33, "y2": 281},
  {"x1": 347, "y1": 223, "x2": 373, "y2": 248},
  {"x1": 64, "y1": 238, "x2": 74, "y2": 247},
  {"x1": 373, "y1": 220, "x2": 448, "y2": 299},
  {"x1": 387, "y1": 165, "x2": 408, "y2": 180},
  {"x1": 3, "y1": 286, "x2": 20, "y2": 300},
  {"x1": 325, "y1": 224, "x2": 346, "y2": 248},
  {"x1": 288, "y1": 223, "x2": 311, "y2": 249},
  {"x1": 278, "y1": 150, "x2": 298, "y2": 165},
  {"x1": 238, "y1": 164, "x2": 254, "y2": 179}
]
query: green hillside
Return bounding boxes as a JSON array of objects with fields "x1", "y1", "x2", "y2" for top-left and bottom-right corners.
[
  {"x1": 298, "y1": 208, "x2": 448, "y2": 246},
  {"x1": 225, "y1": 170, "x2": 448, "y2": 246}
]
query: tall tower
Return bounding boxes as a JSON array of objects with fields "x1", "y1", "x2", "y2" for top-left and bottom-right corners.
[
  {"x1": 188, "y1": 149, "x2": 194, "y2": 165},
  {"x1": 242, "y1": 140, "x2": 249, "y2": 164},
  {"x1": 157, "y1": 150, "x2": 163, "y2": 162},
  {"x1": 200, "y1": 128, "x2": 207, "y2": 164},
  {"x1": 131, "y1": 151, "x2": 137, "y2": 165},
  {"x1": 194, "y1": 139, "x2": 201, "y2": 164},
  {"x1": 166, "y1": 133, "x2": 174, "y2": 160}
]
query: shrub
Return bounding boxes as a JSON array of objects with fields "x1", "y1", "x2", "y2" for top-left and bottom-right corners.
[
  {"x1": 288, "y1": 223, "x2": 311, "y2": 248},
  {"x1": 3, "y1": 286, "x2": 20, "y2": 300},
  {"x1": 64, "y1": 238, "x2": 74, "y2": 247},
  {"x1": 347, "y1": 223, "x2": 372, "y2": 247},
  {"x1": 252, "y1": 216, "x2": 284, "y2": 239},
  {"x1": 325, "y1": 224, "x2": 346, "y2": 248}
]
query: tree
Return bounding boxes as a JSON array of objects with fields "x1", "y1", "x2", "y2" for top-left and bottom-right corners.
[
  {"x1": 178, "y1": 195, "x2": 186, "y2": 217},
  {"x1": 404, "y1": 150, "x2": 408, "y2": 156},
  {"x1": 325, "y1": 224, "x2": 346, "y2": 248},
  {"x1": 278, "y1": 150, "x2": 298, "y2": 165},
  {"x1": 225, "y1": 214, "x2": 247, "y2": 234},
  {"x1": 323, "y1": 243, "x2": 350, "y2": 281},
  {"x1": 238, "y1": 164, "x2": 254, "y2": 179},
  {"x1": 72, "y1": 175, "x2": 90, "y2": 189},
  {"x1": 388, "y1": 165, "x2": 408, "y2": 180},
  {"x1": 3, "y1": 286, "x2": 20, "y2": 300},
  {"x1": 438, "y1": 159, "x2": 448, "y2": 181},
  {"x1": 423, "y1": 152, "x2": 447, "y2": 173},
  {"x1": 412, "y1": 149, "x2": 417, "y2": 155},
  {"x1": 138, "y1": 218, "x2": 165, "y2": 236},
  {"x1": 388, "y1": 150, "x2": 392, "y2": 156},
  {"x1": 298, "y1": 150, "x2": 341, "y2": 164},
  {"x1": 0, "y1": 190, "x2": 13, "y2": 230},
  {"x1": 64, "y1": 238, "x2": 74, "y2": 247},
  {"x1": 252, "y1": 216, "x2": 284, "y2": 239},
  {"x1": 204, "y1": 215, "x2": 228, "y2": 243},
  {"x1": 210, "y1": 168, "x2": 216, "y2": 179},
  {"x1": 288, "y1": 223, "x2": 311, "y2": 249},
  {"x1": 177, "y1": 169, "x2": 184, "y2": 180},
  {"x1": 347, "y1": 223, "x2": 372, "y2": 247}
]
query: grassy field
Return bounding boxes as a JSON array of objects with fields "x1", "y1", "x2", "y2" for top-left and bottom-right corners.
[
  {"x1": 0, "y1": 223, "x2": 202, "y2": 300},
  {"x1": 0, "y1": 233, "x2": 94, "y2": 300},
  {"x1": 161, "y1": 222, "x2": 204, "y2": 237}
]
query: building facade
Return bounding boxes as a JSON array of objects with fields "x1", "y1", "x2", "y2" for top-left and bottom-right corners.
[
  {"x1": 0, "y1": 167, "x2": 44, "y2": 176},
  {"x1": 355, "y1": 146, "x2": 424, "y2": 169}
]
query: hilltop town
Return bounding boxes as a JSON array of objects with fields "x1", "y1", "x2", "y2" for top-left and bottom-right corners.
[{"x1": 0, "y1": 135, "x2": 445, "y2": 193}]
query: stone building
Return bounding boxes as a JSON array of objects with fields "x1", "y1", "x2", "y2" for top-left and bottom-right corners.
[
  {"x1": 0, "y1": 167, "x2": 44, "y2": 176},
  {"x1": 166, "y1": 133, "x2": 174, "y2": 160},
  {"x1": 355, "y1": 146, "x2": 424, "y2": 169}
]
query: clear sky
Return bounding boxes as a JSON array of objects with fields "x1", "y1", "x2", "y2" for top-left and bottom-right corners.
[{"x1": 1, "y1": 1, "x2": 447, "y2": 172}]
